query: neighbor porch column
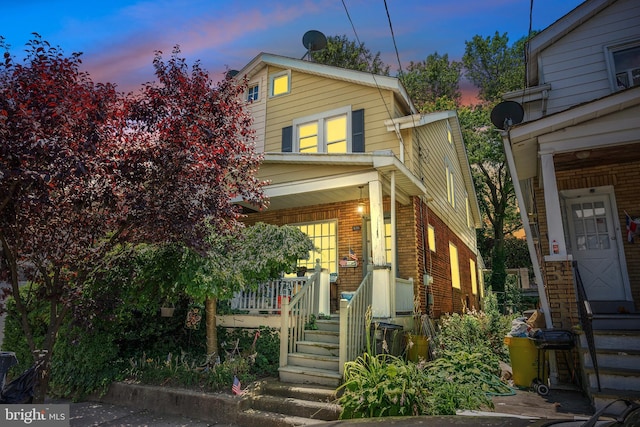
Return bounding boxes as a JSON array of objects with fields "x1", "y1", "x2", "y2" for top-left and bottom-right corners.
[{"x1": 540, "y1": 152, "x2": 567, "y2": 257}]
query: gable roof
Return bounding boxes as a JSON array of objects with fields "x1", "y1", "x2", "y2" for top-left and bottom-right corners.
[
  {"x1": 385, "y1": 111, "x2": 482, "y2": 228},
  {"x1": 237, "y1": 52, "x2": 417, "y2": 114},
  {"x1": 526, "y1": 0, "x2": 614, "y2": 86}
]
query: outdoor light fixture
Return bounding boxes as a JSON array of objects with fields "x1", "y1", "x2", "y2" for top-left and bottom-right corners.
[
  {"x1": 357, "y1": 186, "x2": 365, "y2": 214},
  {"x1": 575, "y1": 150, "x2": 591, "y2": 159}
]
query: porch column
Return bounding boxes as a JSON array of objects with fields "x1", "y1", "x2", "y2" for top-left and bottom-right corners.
[
  {"x1": 540, "y1": 152, "x2": 567, "y2": 257},
  {"x1": 390, "y1": 171, "x2": 397, "y2": 317},
  {"x1": 369, "y1": 179, "x2": 391, "y2": 317}
]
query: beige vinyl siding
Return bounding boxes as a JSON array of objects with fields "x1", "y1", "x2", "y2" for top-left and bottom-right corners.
[
  {"x1": 411, "y1": 121, "x2": 476, "y2": 252},
  {"x1": 246, "y1": 71, "x2": 268, "y2": 152},
  {"x1": 540, "y1": 0, "x2": 640, "y2": 114},
  {"x1": 263, "y1": 68, "x2": 408, "y2": 155},
  {"x1": 257, "y1": 163, "x2": 374, "y2": 185}
]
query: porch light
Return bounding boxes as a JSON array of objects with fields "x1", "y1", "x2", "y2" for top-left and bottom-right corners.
[
  {"x1": 357, "y1": 186, "x2": 365, "y2": 214},
  {"x1": 575, "y1": 150, "x2": 591, "y2": 159}
]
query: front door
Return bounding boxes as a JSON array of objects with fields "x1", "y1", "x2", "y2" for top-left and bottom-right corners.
[{"x1": 563, "y1": 192, "x2": 631, "y2": 303}]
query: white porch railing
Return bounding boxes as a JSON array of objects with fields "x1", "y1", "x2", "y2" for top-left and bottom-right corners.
[
  {"x1": 230, "y1": 276, "x2": 312, "y2": 314},
  {"x1": 338, "y1": 271, "x2": 374, "y2": 375},
  {"x1": 279, "y1": 269, "x2": 321, "y2": 368}
]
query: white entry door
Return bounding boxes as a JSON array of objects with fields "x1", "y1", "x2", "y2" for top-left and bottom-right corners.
[{"x1": 564, "y1": 193, "x2": 629, "y2": 301}]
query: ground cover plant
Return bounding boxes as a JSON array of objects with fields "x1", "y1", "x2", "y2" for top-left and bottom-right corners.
[{"x1": 337, "y1": 295, "x2": 513, "y2": 419}]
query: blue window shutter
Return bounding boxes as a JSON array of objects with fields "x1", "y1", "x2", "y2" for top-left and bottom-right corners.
[
  {"x1": 282, "y1": 126, "x2": 293, "y2": 152},
  {"x1": 352, "y1": 109, "x2": 365, "y2": 152}
]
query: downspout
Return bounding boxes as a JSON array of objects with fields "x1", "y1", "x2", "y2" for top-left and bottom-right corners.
[{"x1": 502, "y1": 129, "x2": 559, "y2": 386}]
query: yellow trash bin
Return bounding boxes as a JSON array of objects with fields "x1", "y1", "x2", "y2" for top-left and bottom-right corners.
[{"x1": 504, "y1": 336, "x2": 547, "y2": 388}]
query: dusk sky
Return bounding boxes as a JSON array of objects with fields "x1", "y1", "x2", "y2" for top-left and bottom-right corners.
[{"x1": 2, "y1": 0, "x2": 585, "y2": 101}]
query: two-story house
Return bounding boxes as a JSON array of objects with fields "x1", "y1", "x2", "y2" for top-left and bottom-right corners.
[
  {"x1": 500, "y1": 0, "x2": 640, "y2": 410},
  {"x1": 231, "y1": 52, "x2": 481, "y2": 385}
]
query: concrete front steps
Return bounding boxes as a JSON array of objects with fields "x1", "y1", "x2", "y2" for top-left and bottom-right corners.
[
  {"x1": 248, "y1": 378, "x2": 341, "y2": 425},
  {"x1": 97, "y1": 379, "x2": 342, "y2": 427},
  {"x1": 579, "y1": 326, "x2": 640, "y2": 411},
  {"x1": 278, "y1": 318, "x2": 343, "y2": 388}
]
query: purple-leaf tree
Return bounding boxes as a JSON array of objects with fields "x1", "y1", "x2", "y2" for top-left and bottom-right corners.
[{"x1": 0, "y1": 36, "x2": 266, "y2": 401}]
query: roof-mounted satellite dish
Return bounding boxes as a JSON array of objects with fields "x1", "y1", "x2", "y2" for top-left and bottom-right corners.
[
  {"x1": 225, "y1": 69, "x2": 239, "y2": 80},
  {"x1": 302, "y1": 30, "x2": 327, "y2": 60},
  {"x1": 490, "y1": 101, "x2": 524, "y2": 130}
]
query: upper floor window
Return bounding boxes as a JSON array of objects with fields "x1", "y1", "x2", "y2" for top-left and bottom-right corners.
[
  {"x1": 445, "y1": 158, "x2": 456, "y2": 208},
  {"x1": 446, "y1": 122, "x2": 453, "y2": 145},
  {"x1": 270, "y1": 71, "x2": 290, "y2": 97},
  {"x1": 293, "y1": 106, "x2": 351, "y2": 153},
  {"x1": 608, "y1": 42, "x2": 640, "y2": 90},
  {"x1": 282, "y1": 108, "x2": 364, "y2": 153},
  {"x1": 247, "y1": 84, "x2": 259, "y2": 102}
]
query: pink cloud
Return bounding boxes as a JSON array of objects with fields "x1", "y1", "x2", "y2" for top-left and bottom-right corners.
[{"x1": 82, "y1": 1, "x2": 323, "y2": 92}]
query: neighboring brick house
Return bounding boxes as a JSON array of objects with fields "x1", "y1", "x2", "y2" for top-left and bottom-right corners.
[
  {"x1": 499, "y1": 0, "x2": 640, "y2": 408},
  {"x1": 233, "y1": 52, "x2": 482, "y2": 320}
]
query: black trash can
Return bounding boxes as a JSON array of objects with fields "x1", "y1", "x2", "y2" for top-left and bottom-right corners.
[
  {"x1": 370, "y1": 322, "x2": 404, "y2": 356},
  {"x1": 0, "y1": 351, "x2": 18, "y2": 390}
]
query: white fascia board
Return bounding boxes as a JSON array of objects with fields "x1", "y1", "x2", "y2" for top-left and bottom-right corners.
[
  {"x1": 509, "y1": 86, "x2": 640, "y2": 144},
  {"x1": 264, "y1": 170, "x2": 380, "y2": 198},
  {"x1": 384, "y1": 111, "x2": 456, "y2": 131}
]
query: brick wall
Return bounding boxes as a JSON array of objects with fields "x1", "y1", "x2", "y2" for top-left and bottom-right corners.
[
  {"x1": 414, "y1": 198, "x2": 480, "y2": 318},
  {"x1": 534, "y1": 157, "x2": 640, "y2": 318},
  {"x1": 243, "y1": 196, "x2": 479, "y2": 318}
]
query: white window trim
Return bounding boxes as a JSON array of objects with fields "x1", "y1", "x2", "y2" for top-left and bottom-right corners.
[
  {"x1": 247, "y1": 83, "x2": 260, "y2": 102},
  {"x1": 604, "y1": 38, "x2": 640, "y2": 92},
  {"x1": 292, "y1": 106, "x2": 352, "y2": 153},
  {"x1": 465, "y1": 194, "x2": 471, "y2": 228},
  {"x1": 269, "y1": 70, "x2": 291, "y2": 97}
]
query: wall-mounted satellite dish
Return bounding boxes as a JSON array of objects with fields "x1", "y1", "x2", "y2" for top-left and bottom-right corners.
[
  {"x1": 302, "y1": 30, "x2": 327, "y2": 60},
  {"x1": 225, "y1": 69, "x2": 239, "y2": 80},
  {"x1": 490, "y1": 101, "x2": 524, "y2": 130}
]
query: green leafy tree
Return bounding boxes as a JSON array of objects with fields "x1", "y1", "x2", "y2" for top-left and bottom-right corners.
[
  {"x1": 462, "y1": 32, "x2": 526, "y2": 102},
  {"x1": 401, "y1": 52, "x2": 462, "y2": 111},
  {"x1": 311, "y1": 34, "x2": 390, "y2": 76},
  {"x1": 460, "y1": 32, "x2": 531, "y2": 304},
  {"x1": 182, "y1": 223, "x2": 315, "y2": 357},
  {"x1": 459, "y1": 105, "x2": 521, "y2": 303}
]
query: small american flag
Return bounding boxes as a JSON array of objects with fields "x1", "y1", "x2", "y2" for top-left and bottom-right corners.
[
  {"x1": 349, "y1": 248, "x2": 358, "y2": 261},
  {"x1": 627, "y1": 212, "x2": 639, "y2": 243},
  {"x1": 232, "y1": 376, "x2": 243, "y2": 395}
]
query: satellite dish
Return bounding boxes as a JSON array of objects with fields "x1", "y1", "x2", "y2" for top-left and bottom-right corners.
[
  {"x1": 490, "y1": 101, "x2": 524, "y2": 130},
  {"x1": 302, "y1": 30, "x2": 327, "y2": 52},
  {"x1": 225, "y1": 69, "x2": 239, "y2": 80}
]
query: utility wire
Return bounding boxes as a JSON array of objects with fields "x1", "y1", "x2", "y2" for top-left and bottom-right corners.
[
  {"x1": 384, "y1": 0, "x2": 405, "y2": 79},
  {"x1": 340, "y1": 0, "x2": 395, "y2": 124}
]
